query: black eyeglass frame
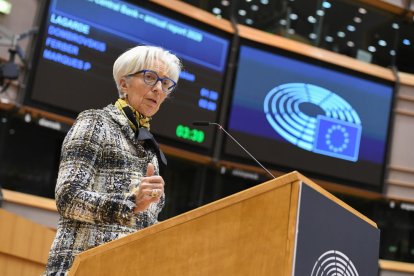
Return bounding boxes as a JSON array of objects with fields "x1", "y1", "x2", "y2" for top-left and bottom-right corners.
[{"x1": 127, "y1": 69, "x2": 177, "y2": 94}]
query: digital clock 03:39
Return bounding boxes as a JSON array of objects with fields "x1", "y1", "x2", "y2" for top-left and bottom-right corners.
[{"x1": 176, "y1": 124, "x2": 205, "y2": 143}]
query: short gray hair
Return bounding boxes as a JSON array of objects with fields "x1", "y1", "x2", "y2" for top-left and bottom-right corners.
[{"x1": 113, "y1": 45, "x2": 182, "y2": 98}]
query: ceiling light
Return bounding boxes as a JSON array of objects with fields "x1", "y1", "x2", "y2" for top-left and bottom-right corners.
[
  {"x1": 212, "y1": 7, "x2": 221, "y2": 14},
  {"x1": 260, "y1": 0, "x2": 269, "y2": 4},
  {"x1": 368, "y1": 46, "x2": 376, "y2": 52},
  {"x1": 358, "y1": 8, "x2": 367, "y2": 14},
  {"x1": 288, "y1": 28, "x2": 295, "y2": 34},
  {"x1": 403, "y1": 39, "x2": 411, "y2": 46},
  {"x1": 325, "y1": 36, "x2": 334, "y2": 42},
  {"x1": 347, "y1": 25, "x2": 356, "y2": 32},
  {"x1": 316, "y1": 9, "x2": 325, "y2": 16},
  {"x1": 322, "y1": 2, "x2": 331, "y2": 9},
  {"x1": 308, "y1": 16, "x2": 317, "y2": 23},
  {"x1": 390, "y1": 50, "x2": 396, "y2": 56},
  {"x1": 221, "y1": 0, "x2": 230, "y2": 6},
  {"x1": 337, "y1": 31, "x2": 346, "y2": 38},
  {"x1": 353, "y1": 17, "x2": 362, "y2": 23},
  {"x1": 245, "y1": 18, "x2": 253, "y2": 25},
  {"x1": 0, "y1": 0, "x2": 12, "y2": 15},
  {"x1": 347, "y1": 41, "x2": 355, "y2": 47},
  {"x1": 289, "y1": 13, "x2": 298, "y2": 20},
  {"x1": 251, "y1": 4, "x2": 259, "y2": 11},
  {"x1": 24, "y1": 113, "x2": 32, "y2": 123},
  {"x1": 238, "y1": 9, "x2": 247, "y2": 16},
  {"x1": 279, "y1": 19, "x2": 287, "y2": 26},
  {"x1": 309, "y1": 33, "x2": 317, "y2": 40},
  {"x1": 378, "y1": 40, "x2": 387, "y2": 47},
  {"x1": 392, "y1": 23, "x2": 399, "y2": 30}
]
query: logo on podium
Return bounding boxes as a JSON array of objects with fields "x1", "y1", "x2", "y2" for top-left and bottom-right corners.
[{"x1": 311, "y1": 250, "x2": 359, "y2": 276}]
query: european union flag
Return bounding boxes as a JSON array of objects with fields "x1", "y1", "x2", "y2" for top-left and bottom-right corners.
[{"x1": 313, "y1": 115, "x2": 362, "y2": 162}]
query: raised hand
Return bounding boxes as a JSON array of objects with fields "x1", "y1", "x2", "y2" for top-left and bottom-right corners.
[{"x1": 133, "y1": 163, "x2": 164, "y2": 213}]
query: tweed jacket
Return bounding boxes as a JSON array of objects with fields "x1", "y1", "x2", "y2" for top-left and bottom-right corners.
[{"x1": 44, "y1": 104, "x2": 165, "y2": 275}]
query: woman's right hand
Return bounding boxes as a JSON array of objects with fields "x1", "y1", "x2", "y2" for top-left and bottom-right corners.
[{"x1": 133, "y1": 163, "x2": 164, "y2": 213}]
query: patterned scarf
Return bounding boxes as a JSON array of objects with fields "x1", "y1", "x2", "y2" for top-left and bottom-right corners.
[{"x1": 115, "y1": 98, "x2": 151, "y2": 131}]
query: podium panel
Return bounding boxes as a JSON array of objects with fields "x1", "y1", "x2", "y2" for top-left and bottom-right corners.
[
  {"x1": 294, "y1": 183, "x2": 380, "y2": 275},
  {"x1": 69, "y1": 172, "x2": 379, "y2": 276}
]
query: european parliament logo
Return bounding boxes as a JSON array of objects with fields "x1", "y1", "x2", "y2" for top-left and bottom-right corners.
[
  {"x1": 311, "y1": 250, "x2": 359, "y2": 276},
  {"x1": 264, "y1": 83, "x2": 362, "y2": 162}
]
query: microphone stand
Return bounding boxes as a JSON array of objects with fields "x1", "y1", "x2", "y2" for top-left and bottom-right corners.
[{"x1": 194, "y1": 121, "x2": 276, "y2": 179}]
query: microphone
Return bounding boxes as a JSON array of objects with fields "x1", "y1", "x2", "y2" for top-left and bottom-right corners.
[{"x1": 193, "y1": 121, "x2": 276, "y2": 179}]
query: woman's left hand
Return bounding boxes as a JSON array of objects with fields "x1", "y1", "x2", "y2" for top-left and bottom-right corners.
[{"x1": 133, "y1": 163, "x2": 164, "y2": 213}]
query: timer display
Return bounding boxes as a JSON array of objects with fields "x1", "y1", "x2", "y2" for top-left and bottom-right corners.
[{"x1": 176, "y1": 125, "x2": 205, "y2": 143}]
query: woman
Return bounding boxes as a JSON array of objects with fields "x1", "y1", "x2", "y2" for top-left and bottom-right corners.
[{"x1": 44, "y1": 45, "x2": 182, "y2": 275}]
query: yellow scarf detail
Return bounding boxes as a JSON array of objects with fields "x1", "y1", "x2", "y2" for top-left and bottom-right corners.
[{"x1": 115, "y1": 98, "x2": 151, "y2": 130}]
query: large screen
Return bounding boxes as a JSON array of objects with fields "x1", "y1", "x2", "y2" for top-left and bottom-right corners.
[
  {"x1": 24, "y1": 0, "x2": 230, "y2": 151},
  {"x1": 225, "y1": 42, "x2": 395, "y2": 191}
]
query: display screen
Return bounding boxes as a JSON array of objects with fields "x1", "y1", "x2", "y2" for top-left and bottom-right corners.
[
  {"x1": 225, "y1": 43, "x2": 394, "y2": 191},
  {"x1": 25, "y1": 0, "x2": 230, "y2": 151}
]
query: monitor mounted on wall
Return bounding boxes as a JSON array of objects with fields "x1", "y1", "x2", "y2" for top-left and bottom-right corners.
[
  {"x1": 225, "y1": 40, "x2": 395, "y2": 192},
  {"x1": 24, "y1": 0, "x2": 231, "y2": 153}
]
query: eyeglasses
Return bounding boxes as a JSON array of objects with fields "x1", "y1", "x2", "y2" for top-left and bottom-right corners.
[{"x1": 128, "y1": 69, "x2": 177, "y2": 94}]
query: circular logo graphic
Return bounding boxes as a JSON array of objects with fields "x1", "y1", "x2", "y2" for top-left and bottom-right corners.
[
  {"x1": 311, "y1": 250, "x2": 359, "y2": 276},
  {"x1": 263, "y1": 83, "x2": 362, "y2": 161}
]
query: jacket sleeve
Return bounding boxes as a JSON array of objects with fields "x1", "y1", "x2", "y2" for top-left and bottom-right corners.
[{"x1": 55, "y1": 110, "x2": 136, "y2": 225}]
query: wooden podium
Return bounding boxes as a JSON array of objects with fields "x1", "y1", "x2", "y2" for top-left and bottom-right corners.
[{"x1": 69, "y1": 171, "x2": 380, "y2": 276}]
